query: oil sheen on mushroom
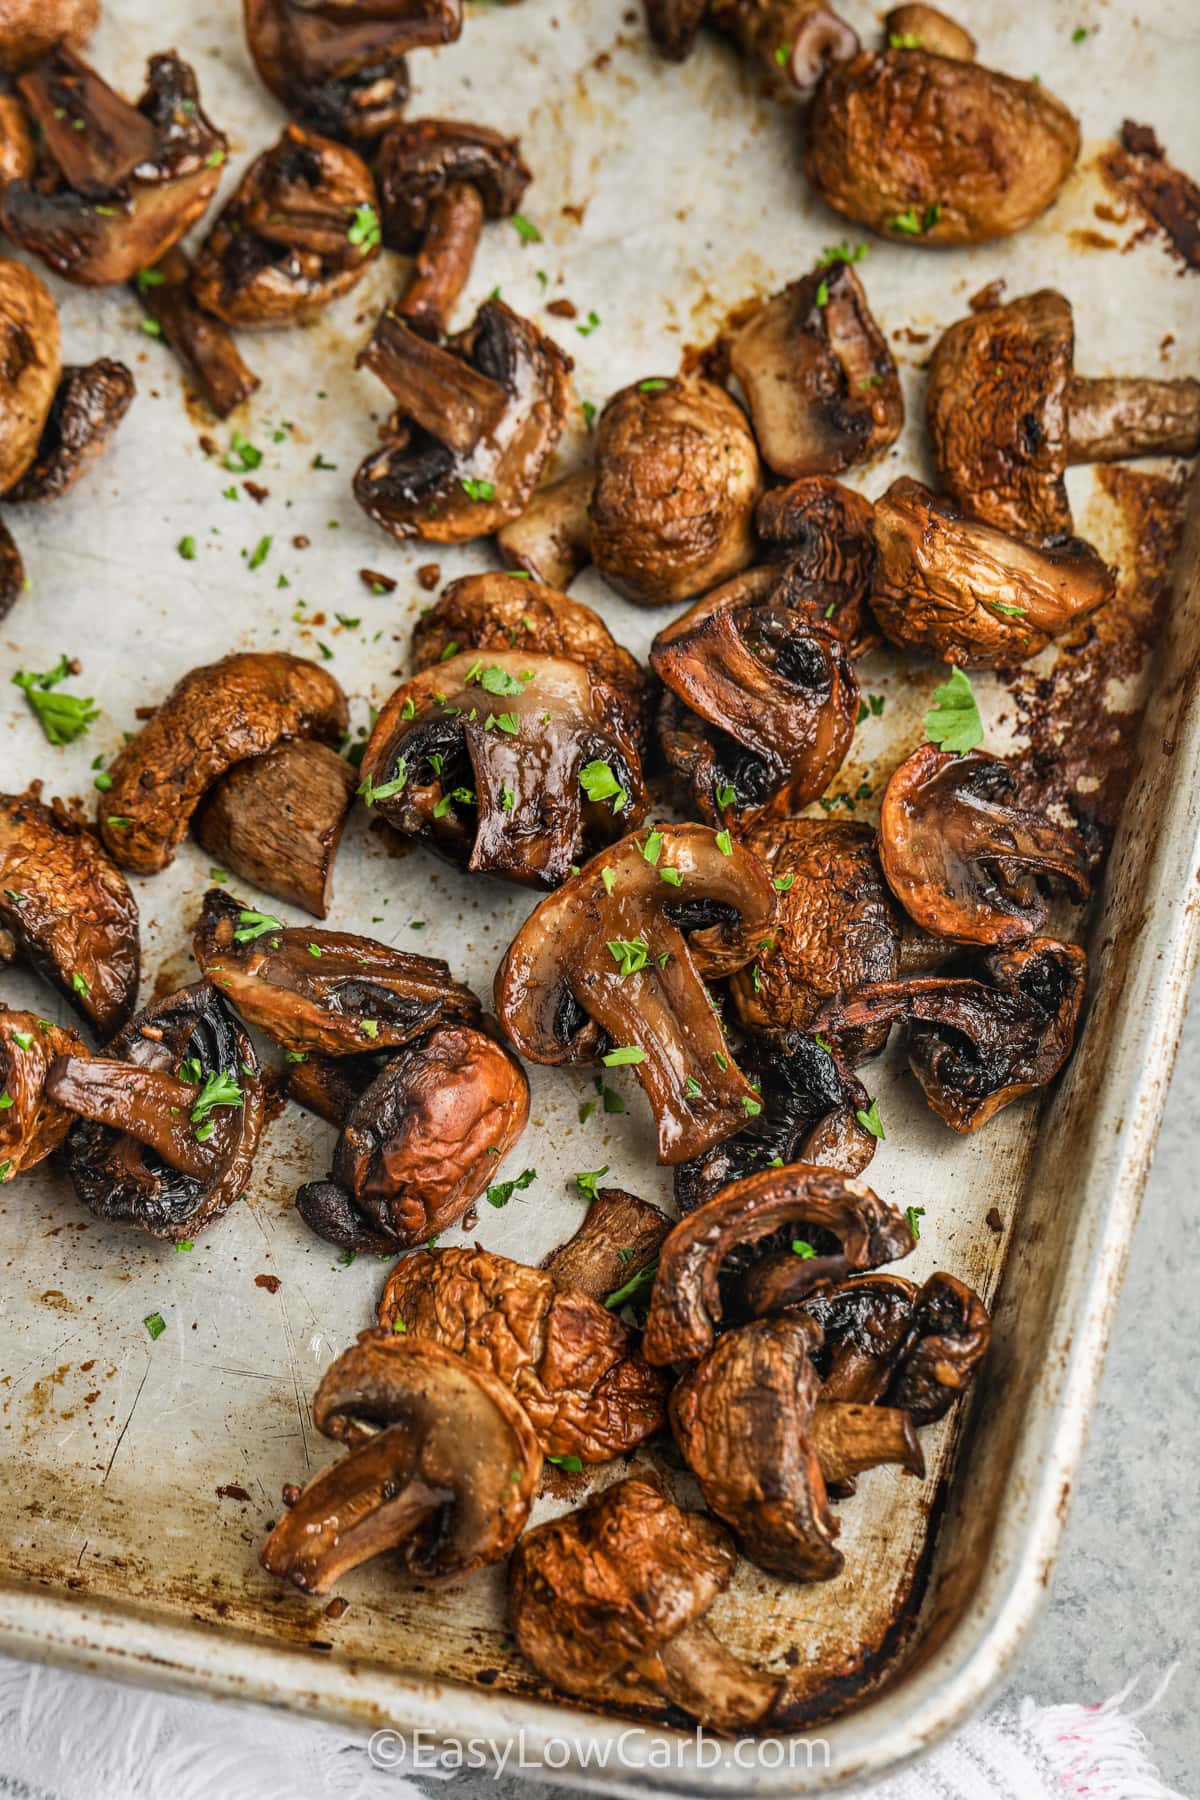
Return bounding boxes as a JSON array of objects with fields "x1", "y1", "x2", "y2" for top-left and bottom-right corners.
[
  {"x1": 0, "y1": 1009, "x2": 88, "y2": 1183},
  {"x1": 5, "y1": 359, "x2": 134, "y2": 503}
]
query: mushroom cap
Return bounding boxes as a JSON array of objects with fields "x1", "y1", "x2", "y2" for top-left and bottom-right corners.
[
  {"x1": 590, "y1": 376, "x2": 761, "y2": 607},
  {"x1": 378, "y1": 117, "x2": 530, "y2": 248},
  {"x1": 0, "y1": 0, "x2": 98, "y2": 72},
  {"x1": 0, "y1": 93, "x2": 36, "y2": 195},
  {"x1": 805, "y1": 50, "x2": 1080, "y2": 245},
  {"x1": 4, "y1": 358, "x2": 134, "y2": 504},
  {"x1": 0, "y1": 255, "x2": 61, "y2": 492},
  {"x1": 261, "y1": 1330, "x2": 540, "y2": 1593},
  {"x1": 802, "y1": 1269, "x2": 990, "y2": 1423},
  {"x1": 729, "y1": 260, "x2": 902, "y2": 479},
  {"x1": 0, "y1": 1009, "x2": 88, "y2": 1181},
  {"x1": 377, "y1": 1245, "x2": 669, "y2": 1462},
  {"x1": 0, "y1": 518, "x2": 21, "y2": 621},
  {"x1": 883, "y1": 4, "x2": 975, "y2": 59},
  {"x1": 509, "y1": 1475, "x2": 736, "y2": 1694},
  {"x1": 755, "y1": 475, "x2": 878, "y2": 607}
]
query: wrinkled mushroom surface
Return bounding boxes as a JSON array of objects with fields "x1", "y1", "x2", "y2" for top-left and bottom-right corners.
[
  {"x1": 0, "y1": 1009, "x2": 87, "y2": 1182},
  {"x1": 802, "y1": 1269, "x2": 991, "y2": 1424},
  {"x1": 755, "y1": 475, "x2": 878, "y2": 633},
  {"x1": 542, "y1": 1186, "x2": 672, "y2": 1305},
  {"x1": 193, "y1": 741, "x2": 356, "y2": 918},
  {"x1": 0, "y1": 0, "x2": 97, "y2": 72},
  {"x1": 5, "y1": 359, "x2": 134, "y2": 503},
  {"x1": 133, "y1": 247, "x2": 261, "y2": 420},
  {"x1": 0, "y1": 256, "x2": 60, "y2": 494},
  {"x1": 647, "y1": 1, "x2": 859, "y2": 97}
]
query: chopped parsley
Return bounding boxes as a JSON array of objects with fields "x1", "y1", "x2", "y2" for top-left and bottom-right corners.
[
  {"x1": 815, "y1": 278, "x2": 830, "y2": 307},
  {"x1": 225, "y1": 431, "x2": 262, "y2": 472},
  {"x1": 639, "y1": 828, "x2": 663, "y2": 866},
  {"x1": 659, "y1": 866, "x2": 683, "y2": 887},
  {"x1": 500, "y1": 779, "x2": 516, "y2": 811},
  {"x1": 358, "y1": 764, "x2": 408, "y2": 806},
  {"x1": 925, "y1": 666, "x2": 983, "y2": 754},
  {"x1": 600, "y1": 866, "x2": 616, "y2": 895},
  {"x1": 581, "y1": 399, "x2": 597, "y2": 429},
  {"x1": 347, "y1": 202, "x2": 381, "y2": 254},
  {"x1": 433, "y1": 786, "x2": 474, "y2": 818},
  {"x1": 511, "y1": 213, "x2": 541, "y2": 243},
  {"x1": 602, "y1": 1046, "x2": 646, "y2": 1067},
  {"x1": 604, "y1": 1258, "x2": 658, "y2": 1311},
  {"x1": 486, "y1": 1167, "x2": 536, "y2": 1209},
  {"x1": 791, "y1": 1240, "x2": 816, "y2": 1259},
  {"x1": 773, "y1": 873, "x2": 795, "y2": 892},
  {"x1": 855, "y1": 1098, "x2": 885, "y2": 1140},
  {"x1": 906, "y1": 1204, "x2": 926, "y2": 1240},
  {"x1": 12, "y1": 656, "x2": 99, "y2": 745},
  {"x1": 715, "y1": 829, "x2": 733, "y2": 856},
  {"x1": 191, "y1": 1070, "x2": 243, "y2": 1139},
  {"x1": 638, "y1": 378, "x2": 669, "y2": 392},
  {"x1": 71, "y1": 973, "x2": 89, "y2": 997},
  {"x1": 818, "y1": 241, "x2": 867, "y2": 267},
  {"x1": 461, "y1": 477, "x2": 496, "y2": 503},
  {"x1": 546, "y1": 1453, "x2": 584, "y2": 1472},
  {"x1": 247, "y1": 535, "x2": 272, "y2": 570},
  {"x1": 143, "y1": 1312, "x2": 166, "y2": 1340},
  {"x1": 858, "y1": 693, "x2": 886, "y2": 722},
  {"x1": 575, "y1": 1165, "x2": 609, "y2": 1201},
  {"x1": 888, "y1": 202, "x2": 943, "y2": 235},
  {"x1": 714, "y1": 783, "x2": 736, "y2": 810},
  {"x1": 178, "y1": 535, "x2": 197, "y2": 561},
  {"x1": 478, "y1": 664, "x2": 527, "y2": 696},
  {"x1": 234, "y1": 910, "x2": 283, "y2": 942},
  {"x1": 580, "y1": 759, "x2": 627, "y2": 812},
  {"x1": 888, "y1": 30, "x2": 922, "y2": 46},
  {"x1": 607, "y1": 937, "x2": 650, "y2": 976},
  {"x1": 576, "y1": 310, "x2": 601, "y2": 337}
]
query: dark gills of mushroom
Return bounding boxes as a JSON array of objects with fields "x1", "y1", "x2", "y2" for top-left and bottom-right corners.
[
  {"x1": 191, "y1": 125, "x2": 380, "y2": 329},
  {"x1": 642, "y1": 1166, "x2": 917, "y2": 1366},
  {"x1": 0, "y1": 257, "x2": 61, "y2": 495},
  {"x1": 651, "y1": 568, "x2": 859, "y2": 831},
  {"x1": 755, "y1": 474, "x2": 878, "y2": 653},
  {"x1": 3, "y1": 49, "x2": 227, "y2": 287},
  {"x1": 879, "y1": 745, "x2": 1090, "y2": 946},
  {"x1": 378, "y1": 119, "x2": 531, "y2": 338},
  {"x1": 729, "y1": 260, "x2": 902, "y2": 480},
  {"x1": 0, "y1": 789, "x2": 140, "y2": 1036},
  {"x1": 194, "y1": 886, "x2": 480, "y2": 1055},
  {"x1": 47, "y1": 980, "x2": 264, "y2": 1241},
  {"x1": 354, "y1": 298, "x2": 572, "y2": 542},
  {"x1": 261, "y1": 1330, "x2": 540, "y2": 1596},
  {"x1": 495, "y1": 825, "x2": 777, "y2": 1165},
  {"x1": 802, "y1": 1269, "x2": 991, "y2": 1425},
  {"x1": 805, "y1": 50, "x2": 1080, "y2": 246},
  {"x1": 589, "y1": 376, "x2": 761, "y2": 608},
  {"x1": 378, "y1": 1245, "x2": 669, "y2": 1462},
  {"x1": 4, "y1": 359, "x2": 134, "y2": 503},
  {"x1": 510, "y1": 1476, "x2": 783, "y2": 1734},
  {"x1": 927, "y1": 288, "x2": 1200, "y2": 539},
  {"x1": 132, "y1": 248, "x2": 261, "y2": 421},
  {"x1": 357, "y1": 650, "x2": 648, "y2": 889},
  {"x1": 645, "y1": 0, "x2": 860, "y2": 98},
  {"x1": 0, "y1": 1009, "x2": 88, "y2": 1183},
  {"x1": 882, "y1": 3, "x2": 975, "y2": 59},
  {"x1": 0, "y1": 0, "x2": 97, "y2": 72},
  {"x1": 97, "y1": 651, "x2": 348, "y2": 876},
  {"x1": 296, "y1": 1024, "x2": 529, "y2": 1252},
  {"x1": 542, "y1": 1186, "x2": 672, "y2": 1305},
  {"x1": 496, "y1": 468, "x2": 595, "y2": 595},
  {"x1": 193, "y1": 741, "x2": 356, "y2": 919},
  {"x1": 869, "y1": 476, "x2": 1114, "y2": 668}
]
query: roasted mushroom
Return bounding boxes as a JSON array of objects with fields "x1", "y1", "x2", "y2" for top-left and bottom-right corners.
[
  {"x1": 0, "y1": 789, "x2": 139, "y2": 1036},
  {"x1": 354, "y1": 298, "x2": 572, "y2": 542},
  {"x1": 193, "y1": 742, "x2": 356, "y2": 918},
  {"x1": 645, "y1": 1, "x2": 859, "y2": 98},
  {"x1": 377, "y1": 1244, "x2": 669, "y2": 1462},
  {"x1": 729, "y1": 260, "x2": 902, "y2": 479},
  {"x1": 132, "y1": 248, "x2": 261, "y2": 420},
  {"x1": 801, "y1": 1269, "x2": 991, "y2": 1424},
  {"x1": 805, "y1": 49, "x2": 1079, "y2": 245},
  {"x1": 882, "y1": 4, "x2": 974, "y2": 59},
  {"x1": 0, "y1": 93, "x2": 35, "y2": 193},
  {"x1": 0, "y1": 256, "x2": 60, "y2": 494},
  {"x1": 869, "y1": 477, "x2": 1114, "y2": 667},
  {"x1": 879, "y1": 745, "x2": 1089, "y2": 946},
  {"x1": 191, "y1": 125, "x2": 380, "y2": 328},
  {"x1": 3, "y1": 49, "x2": 226, "y2": 286},
  {"x1": 261, "y1": 1331, "x2": 539, "y2": 1596},
  {"x1": 296, "y1": 1024, "x2": 529, "y2": 1251},
  {"x1": 0, "y1": 1009, "x2": 87, "y2": 1182},
  {"x1": 0, "y1": 0, "x2": 97, "y2": 72},
  {"x1": 495, "y1": 826, "x2": 777, "y2": 1164},
  {"x1": 542, "y1": 1185, "x2": 672, "y2": 1305},
  {"x1": 48, "y1": 981, "x2": 264, "y2": 1241},
  {"x1": 755, "y1": 475, "x2": 877, "y2": 603},
  {"x1": 589, "y1": 377, "x2": 761, "y2": 608},
  {"x1": 379, "y1": 119, "x2": 531, "y2": 337},
  {"x1": 496, "y1": 468, "x2": 594, "y2": 593},
  {"x1": 284, "y1": 1046, "x2": 387, "y2": 1124},
  {"x1": 0, "y1": 518, "x2": 22, "y2": 618},
  {"x1": 97, "y1": 651, "x2": 348, "y2": 875},
  {"x1": 927, "y1": 289, "x2": 1200, "y2": 538},
  {"x1": 4, "y1": 359, "x2": 134, "y2": 503},
  {"x1": 357, "y1": 650, "x2": 647, "y2": 888}
]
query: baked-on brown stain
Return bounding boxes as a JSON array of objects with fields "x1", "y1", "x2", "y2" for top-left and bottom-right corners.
[
  {"x1": 254, "y1": 1273, "x2": 281, "y2": 1294},
  {"x1": 1099, "y1": 121, "x2": 1200, "y2": 270}
]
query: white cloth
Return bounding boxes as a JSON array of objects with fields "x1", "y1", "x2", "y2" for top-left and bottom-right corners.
[{"x1": 0, "y1": 1654, "x2": 1186, "y2": 1800}]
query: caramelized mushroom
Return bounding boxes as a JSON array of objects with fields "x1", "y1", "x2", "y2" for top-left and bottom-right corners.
[
  {"x1": 0, "y1": 0, "x2": 97, "y2": 72},
  {"x1": 0, "y1": 256, "x2": 60, "y2": 493},
  {"x1": 48, "y1": 980, "x2": 264, "y2": 1241},
  {"x1": 193, "y1": 742, "x2": 356, "y2": 918},
  {"x1": 0, "y1": 789, "x2": 139, "y2": 1036},
  {"x1": 495, "y1": 826, "x2": 777, "y2": 1164},
  {"x1": 0, "y1": 518, "x2": 22, "y2": 619},
  {"x1": 802, "y1": 1269, "x2": 991, "y2": 1424},
  {"x1": 870, "y1": 477, "x2": 1114, "y2": 667},
  {"x1": 755, "y1": 475, "x2": 877, "y2": 604},
  {"x1": 357, "y1": 650, "x2": 647, "y2": 888},
  {"x1": 0, "y1": 94, "x2": 35, "y2": 193},
  {"x1": 883, "y1": 4, "x2": 974, "y2": 59},
  {"x1": 3, "y1": 49, "x2": 226, "y2": 286},
  {"x1": 191, "y1": 125, "x2": 379, "y2": 328},
  {"x1": 542, "y1": 1186, "x2": 672, "y2": 1304},
  {"x1": 590, "y1": 376, "x2": 761, "y2": 607},
  {"x1": 97, "y1": 651, "x2": 348, "y2": 875},
  {"x1": 284, "y1": 1046, "x2": 385, "y2": 1124},
  {"x1": 132, "y1": 248, "x2": 260, "y2": 420},
  {"x1": 261, "y1": 1331, "x2": 539, "y2": 1596},
  {"x1": 4, "y1": 359, "x2": 133, "y2": 503},
  {"x1": 0, "y1": 1009, "x2": 87, "y2": 1182},
  {"x1": 496, "y1": 467, "x2": 594, "y2": 593},
  {"x1": 645, "y1": 1, "x2": 859, "y2": 97},
  {"x1": 879, "y1": 745, "x2": 1089, "y2": 945},
  {"x1": 377, "y1": 1244, "x2": 668, "y2": 1462},
  {"x1": 729, "y1": 260, "x2": 902, "y2": 479}
]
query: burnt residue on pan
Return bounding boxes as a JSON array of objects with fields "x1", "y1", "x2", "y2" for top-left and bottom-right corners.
[{"x1": 1099, "y1": 122, "x2": 1200, "y2": 270}]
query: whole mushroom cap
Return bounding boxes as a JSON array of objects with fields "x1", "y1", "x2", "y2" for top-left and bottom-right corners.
[{"x1": 0, "y1": 256, "x2": 61, "y2": 492}]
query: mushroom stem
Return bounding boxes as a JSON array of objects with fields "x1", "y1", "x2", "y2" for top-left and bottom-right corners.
[
  {"x1": 1066, "y1": 374, "x2": 1200, "y2": 462},
  {"x1": 648, "y1": 1618, "x2": 783, "y2": 1734},
  {"x1": 18, "y1": 47, "x2": 157, "y2": 194},
  {"x1": 357, "y1": 308, "x2": 507, "y2": 454},
  {"x1": 811, "y1": 1401, "x2": 925, "y2": 1484},
  {"x1": 496, "y1": 467, "x2": 595, "y2": 590},
  {"x1": 45, "y1": 1056, "x2": 222, "y2": 1180},
  {"x1": 397, "y1": 180, "x2": 485, "y2": 339},
  {"x1": 133, "y1": 249, "x2": 260, "y2": 420}
]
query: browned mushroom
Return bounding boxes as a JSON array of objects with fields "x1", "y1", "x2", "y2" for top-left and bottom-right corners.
[
  {"x1": 589, "y1": 377, "x2": 761, "y2": 608},
  {"x1": 496, "y1": 468, "x2": 594, "y2": 593},
  {"x1": 0, "y1": 1009, "x2": 87, "y2": 1182},
  {"x1": 883, "y1": 4, "x2": 974, "y2": 58},
  {"x1": 354, "y1": 298, "x2": 572, "y2": 542},
  {"x1": 191, "y1": 125, "x2": 379, "y2": 328},
  {"x1": 0, "y1": 518, "x2": 22, "y2": 619},
  {"x1": 0, "y1": 789, "x2": 139, "y2": 1036},
  {"x1": 869, "y1": 477, "x2": 1114, "y2": 667},
  {"x1": 261, "y1": 1331, "x2": 539, "y2": 1596},
  {"x1": 357, "y1": 650, "x2": 647, "y2": 888},
  {"x1": 928, "y1": 289, "x2": 1200, "y2": 538},
  {"x1": 377, "y1": 1244, "x2": 669, "y2": 1462},
  {"x1": 0, "y1": 0, "x2": 97, "y2": 72},
  {"x1": 48, "y1": 980, "x2": 264, "y2": 1241},
  {"x1": 97, "y1": 652, "x2": 348, "y2": 876},
  {"x1": 132, "y1": 248, "x2": 261, "y2": 421},
  {"x1": 4, "y1": 359, "x2": 133, "y2": 503},
  {"x1": 542, "y1": 1185, "x2": 672, "y2": 1304},
  {"x1": 645, "y1": 1, "x2": 860, "y2": 97},
  {"x1": 879, "y1": 744, "x2": 1089, "y2": 945},
  {"x1": 801, "y1": 1269, "x2": 991, "y2": 1424},
  {"x1": 805, "y1": 49, "x2": 1079, "y2": 245},
  {"x1": 729, "y1": 260, "x2": 902, "y2": 479},
  {"x1": 642, "y1": 1166, "x2": 917, "y2": 1366},
  {"x1": 192, "y1": 742, "x2": 356, "y2": 918},
  {"x1": 755, "y1": 474, "x2": 878, "y2": 636},
  {"x1": 3, "y1": 49, "x2": 226, "y2": 287},
  {"x1": 495, "y1": 826, "x2": 777, "y2": 1164},
  {"x1": 0, "y1": 93, "x2": 35, "y2": 193},
  {"x1": 0, "y1": 256, "x2": 60, "y2": 494},
  {"x1": 283, "y1": 1045, "x2": 390, "y2": 1124}
]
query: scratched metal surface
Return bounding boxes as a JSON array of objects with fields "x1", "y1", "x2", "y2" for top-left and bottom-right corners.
[{"x1": 0, "y1": 0, "x2": 1198, "y2": 1792}]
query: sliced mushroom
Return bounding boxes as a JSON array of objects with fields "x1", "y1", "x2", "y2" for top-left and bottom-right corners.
[
  {"x1": 641, "y1": 1166, "x2": 916, "y2": 1366},
  {"x1": 191, "y1": 125, "x2": 379, "y2": 328},
  {"x1": 0, "y1": 256, "x2": 60, "y2": 493},
  {"x1": 193, "y1": 742, "x2": 356, "y2": 918},
  {"x1": 357, "y1": 650, "x2": 647, "y2": 888},
  {"x1": 879, "y1": 744, "x2": 1089, "y2": 945},
  {"x1": 495, "y1": 825, "x2": 777, "y2": 1164},
  {"x1": 805, "y1": 50, "x2": 1079, "y2": 245},
  {"x1": 0, "y1": 94, "x2": 35, "y2": 193},
  {"x1": 3, "y1": 49, "x2": 226, "y2": 286},
  {"x1": 354, "y1": 298, "x2": 572, "y2": 542},
  {"x1": 755, "y1": 474, "x2": 878, "y2": 651},
  {"x1": 589, "y1": 377, "x2": 760, "y2": 609},
  {"x1": 97, "y1": 651, "x2": 348, "y2": 875},
  {"x1": 260, "y1": 1331, "x2": 539, "y2": 1596},
  {"x1": 132, "y1": 248, "x2": 261, "y2": 420},
  {"x1": 927, "y1": 289, "x2": 1200, "y2": 538},
  {"x1": 4, "y1": 359, "x2": 134, "y2": 503},
  {"x1": 883, "y1": 4, "x2": 975, "y2": 58},
  {"x1": 0, "y1": 789, "x2": 139, "y2": 1036},
  {"x1": 802, "y1": 1269, "x2": 991, "y2": 1424},
  {"x1": 377, "y1": 1244, "x2": 669, "y2": 1461},
  {"x1": 729, "y1": 260, "x2": 902, "y2": 479},
  {"x1": 0, "y1": 1009, "x2": 87, "y2": 1182},
  {"x1": 48, "y1": 980, "x2": 264, "y2": 1241},
  {"x1": 870, "y1": 476, "x2": 1114, "y2": 667},
  {"x1": 645, "y1": 1, "x2": 860, "y2": 97},
  {"x1": 496, "y1": 467, "x2": 594, "y2": 593},
  {"x1": 0, "y1": 0, "x2": 97, "y2": 72},
  {"x1": 542, "y1": 1185, "x2": 672, "y2": 1304}
]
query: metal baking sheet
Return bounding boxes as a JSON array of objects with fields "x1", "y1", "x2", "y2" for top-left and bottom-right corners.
[{"x1": 1, "y1": 0, "x2": 1199, "y2": 1791}]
